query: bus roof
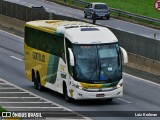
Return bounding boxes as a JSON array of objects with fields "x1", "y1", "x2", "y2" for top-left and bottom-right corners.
[{"x1": 26, "y1": 20, "x2": 118, "y2": 44}]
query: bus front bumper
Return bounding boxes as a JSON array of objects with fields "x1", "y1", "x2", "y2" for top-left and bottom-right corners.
[{"x1": 72, "y1": 87, "x2": 123, "y2": 100}]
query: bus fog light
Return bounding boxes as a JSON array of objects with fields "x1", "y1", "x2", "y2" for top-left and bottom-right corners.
[
  {"x1": 75, "y1": 85, "x2": 83, "y2": 90},
  {"x1": 117, "y1": 91, "x2": 121, "y2": 95}
]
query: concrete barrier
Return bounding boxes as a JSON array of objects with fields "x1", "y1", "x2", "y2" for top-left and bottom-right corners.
[
  {"x1": 0, "y1": 14, "x2": 25, "y2": 32},
  {"x1": 127, "y1": 53, "x2": 160, "y2": 76}
]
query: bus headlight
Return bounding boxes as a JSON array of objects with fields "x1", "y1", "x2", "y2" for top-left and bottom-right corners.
[{"x1": 117, "y1": 83, "x2": 123, "y2": 88}]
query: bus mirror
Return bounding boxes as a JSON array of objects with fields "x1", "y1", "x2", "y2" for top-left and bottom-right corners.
[
  {"x1": 68, "y1": 48, "x2": 75, "y2": 66},
  {"x1": 120, "y1": 47, "x2": 128, "y2": 64}
]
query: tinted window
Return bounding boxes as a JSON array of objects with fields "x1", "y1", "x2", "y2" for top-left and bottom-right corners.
[
  {"x1": 94, "y1": 4, "x2": 108, "y2": 9},
  {"x1": 25, "y1": 27, "x2": 65, "y2": 60}
]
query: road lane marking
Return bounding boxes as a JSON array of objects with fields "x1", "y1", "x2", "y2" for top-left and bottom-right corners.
[
  {"x1": 0, "y1": 97, "x2": 39, "y2": 98},
  {"x1": 113, "y1": 18, "x2": 160, "y2": 32},
  {"x1": 0, "y1": 88, "x2": 18, "y2": 89},
  {"x1": 4, "y1": 107, "x2": 61, "y2": 109},
  {"x1": 0, "y1": 83, "x2": 12, "y2": 85},
  {"x1": 117, "y1": 98, "x2": 132, "y2": 104},
  {"x1": 0, "y1": 78, "x2": 71, "y2": 111},
  {"x1": 123, "y1": 73, "x2": 160, "y2": 87},
  {"x1": 0, "y1": 78, "x2": 90, "y2": 120},
  {"x1": 0, "y1": 92, "x2": 27, "y2": 93},
  {"x1": 0, "y1": 102, "x2": 50, "y2": 103},
  {"x1": 10, "y1": 56, "x2": 23, "y2": 61},
  {"x1": 0, "y1": 29, "x2": 23, "y2": 40}
]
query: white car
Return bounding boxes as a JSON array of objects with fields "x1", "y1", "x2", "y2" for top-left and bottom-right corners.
[{"x1": 84, "y1": 2, "x2": 110, "y2": 19}]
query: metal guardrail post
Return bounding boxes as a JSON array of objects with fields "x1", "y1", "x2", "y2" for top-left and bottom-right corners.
[{"x1": 92, "y1": 11, "x2": 96, "y2": 24}]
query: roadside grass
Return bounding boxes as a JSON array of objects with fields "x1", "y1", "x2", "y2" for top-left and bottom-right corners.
[
  {"x1": 0, "y1": 107, "x2": 6, "y2": 112},
  {"x1": 50, "y1": 0, "x2": 160, "y2": 19},
  {"x1": 48, "y1": 0, "x2": 160, "y2": 29},
  {"x1": 0, "y1": 106, "x2": 6, "y2": 116},
  {"x1": 85, "y1": 0, "x2": 160, "y2": 20}
]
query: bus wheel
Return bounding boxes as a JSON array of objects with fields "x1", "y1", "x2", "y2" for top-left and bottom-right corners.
[
  {"x1": 37, "y1": 73, "x2": 44, "y2": 91},
  {"x1": 33, "y1": 77, "x2": 38, "y2": 90},
  {"x1": 32, "y1": 70, "x2": 38, "y2": 89},
  {"x1": 63, "y1": 85, "x2": 71, "y2": 102}
]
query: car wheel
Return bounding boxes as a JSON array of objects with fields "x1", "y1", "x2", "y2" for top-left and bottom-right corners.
[
  {"x1": 101, "y1": 16, "x2": 104, "y2": 19},
  {"x1": 84, "y1": 12, "x2": 87, "y2": 18},
  {"x1": 106, "y1": 16, "x2": 110, "y2": 20}
]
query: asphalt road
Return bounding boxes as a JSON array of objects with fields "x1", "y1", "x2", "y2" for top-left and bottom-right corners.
[
  {"x1": 0, "y1": 30, "x2": 160, "y2": 120},
  {"x1": 4, "y1": 0, "x2": 160, "y2": 40}
]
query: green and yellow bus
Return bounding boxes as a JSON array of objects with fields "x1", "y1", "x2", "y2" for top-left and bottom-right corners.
[{"x1": 24, "y1": 20, "x2": 128, "y2": 102}]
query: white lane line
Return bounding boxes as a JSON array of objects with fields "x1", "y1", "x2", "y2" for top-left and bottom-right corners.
[
  {"x1": 0, "y1": 78, "x2": 70, "y2": 110},
  {"x1": 123, "y1": 73, "x2": 160, "y2": 87},
  {"x1": 0, "y1": 88, "x2": 18, "y2": 89},
  {"x1": 0, "y1": 92, "x2": 27, "y2": 93},
  {"x1": 117, "y1": 98, "x2": 132, "y2": 104},
  {"x1": 112, "y1": 18, "x2": 160, "y2": 32},
  {"x1": 4, "y1": 107, "x2": 61, "y2": 109},
  {"x1": 0, "y1": 29, "x2": 23, "y2": 40},
  {"x1": 0, "y1": 83, "x2": 8, "y2": 84},
  {"x1": 0, "y1": 78, "x2": 89, "y2": 120},
  {"x1": 0, "y1": 97, "x2": 39, "y2": 98},
  {"x1": 10, "y1": 56, "x2": 23, "y2": 61},
  {"x1": 0, "y1": 102, "x2": 50, "y2": 103}
]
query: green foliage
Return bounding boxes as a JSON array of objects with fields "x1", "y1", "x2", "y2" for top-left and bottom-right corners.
[
  {"x1": 49, "y1": 0, "x2": 160, "y2": 28},
  {"x1": 0, "y1": 107, "x2": 6, "y2": 112},
  {"x1": 85, "y1": 0, "x2": 160, "y2": 19},
  {"x1": 0, "y1": 107, "x2": 6, "y2": 116}
]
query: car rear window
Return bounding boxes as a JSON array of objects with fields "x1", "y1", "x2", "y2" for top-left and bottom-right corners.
[{"x1": 94, "y1": 4, "x2": 108, "y2": 9}]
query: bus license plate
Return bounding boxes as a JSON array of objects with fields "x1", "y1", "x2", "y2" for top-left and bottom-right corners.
[{"x1": 96, "y1": 94, "x2": 105, "y2": 97}]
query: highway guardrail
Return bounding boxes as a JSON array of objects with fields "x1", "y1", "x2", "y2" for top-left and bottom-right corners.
[{"x1": 69, "y1": 0, "x2": 160, "y2": 24}]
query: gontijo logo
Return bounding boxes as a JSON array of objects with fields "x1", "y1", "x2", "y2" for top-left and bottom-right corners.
[{"x1": 154, "y1": 0, "x2": 160, "y2": 11}]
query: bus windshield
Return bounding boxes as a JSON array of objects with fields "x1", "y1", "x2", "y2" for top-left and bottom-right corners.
[{"x1": 73, "y1": 43, "x2": 122, "y2": 83}]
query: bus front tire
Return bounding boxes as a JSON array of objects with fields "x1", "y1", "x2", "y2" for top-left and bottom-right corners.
[
  {"x1": 63, "y1": 85, "x2": 71, "y2": 102},
  {"x1": 37, "y1": 73, "x2": 44, "y2": 91}
]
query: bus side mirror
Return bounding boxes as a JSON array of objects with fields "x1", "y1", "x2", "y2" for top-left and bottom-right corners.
[
  {"x1": 120, "y1": 47, "x2": 128, "y2": 64},
  {"x1": 68, "y1": 48, "x2": 75, "y2": 66}
]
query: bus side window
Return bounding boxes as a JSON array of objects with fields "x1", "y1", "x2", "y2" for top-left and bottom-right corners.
[
  {"x1": 44, "y1": 33, "x2": 51, "y2": 53},
  {"x1": 25, "y1": 27, "x2": 34, "y2": 47},
  {"x1": 50, "y1": 35, "x2": 65, "y2": 62},
  {"x1": 50, "y1": 36, "x2": 57, "y2": 55},
  {"x1": 34, "y1": 30, "x2": 40, "y2": 50}
]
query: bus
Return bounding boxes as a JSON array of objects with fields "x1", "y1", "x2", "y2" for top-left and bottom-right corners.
[{"x1": 24, "y1": 20, "x2": 128, "y2": 102}]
